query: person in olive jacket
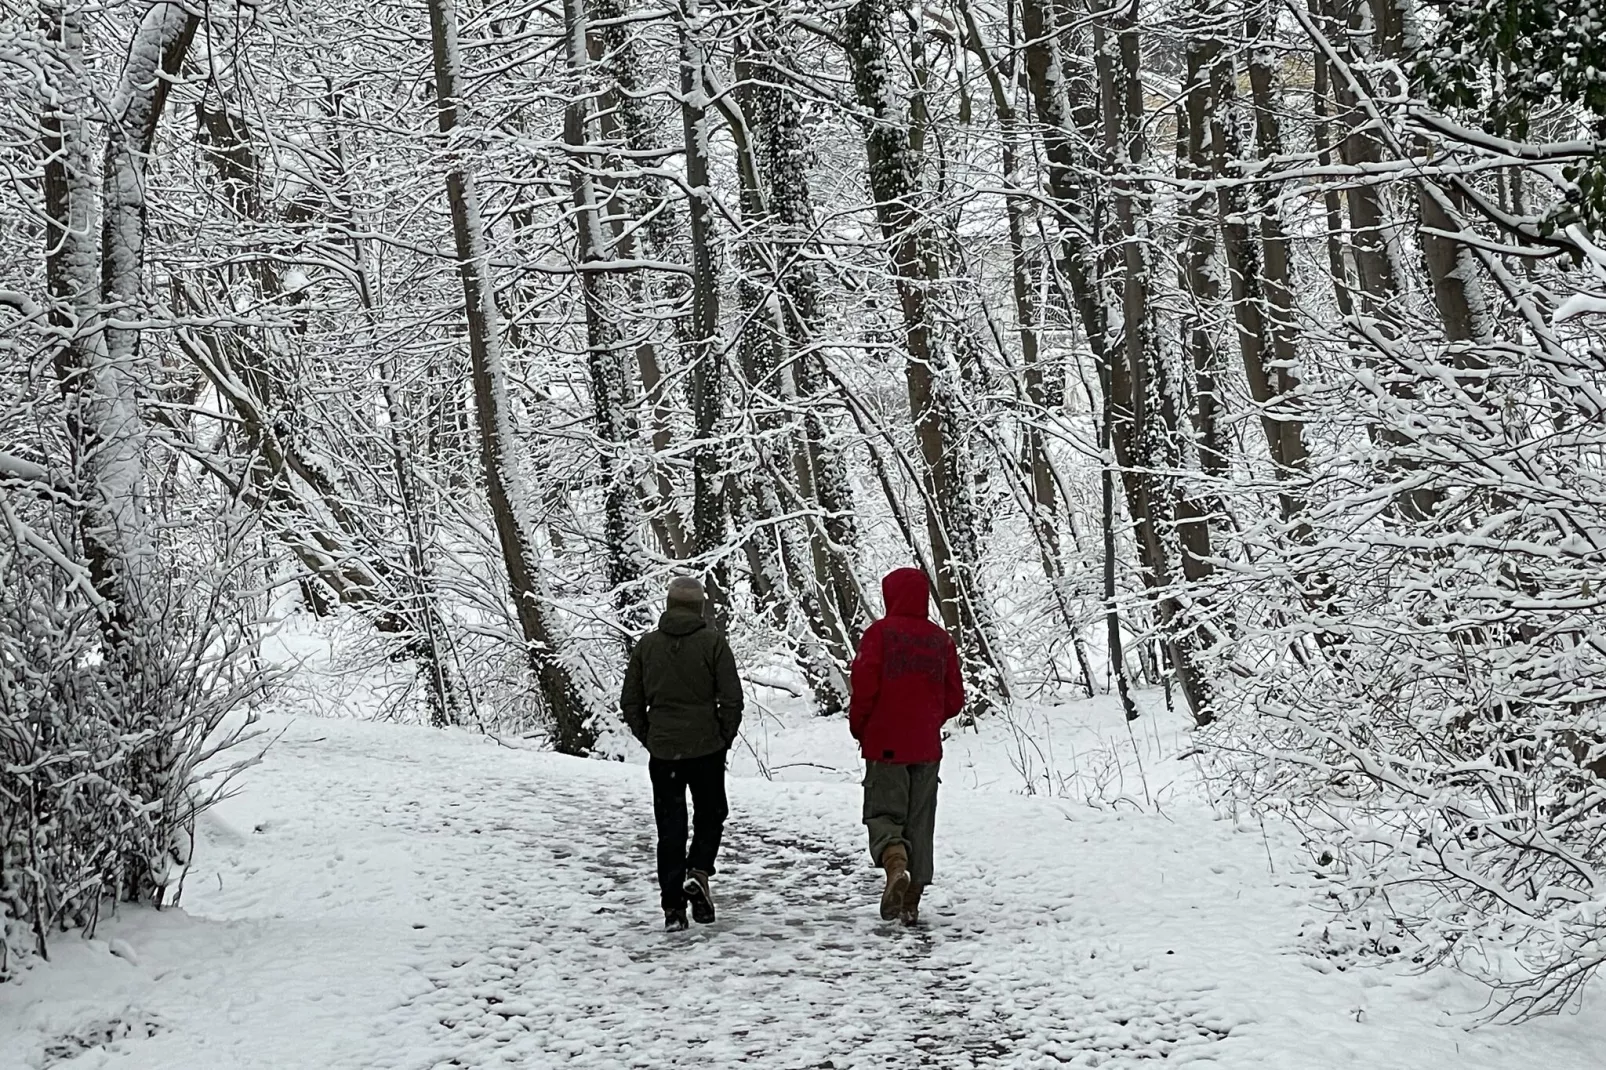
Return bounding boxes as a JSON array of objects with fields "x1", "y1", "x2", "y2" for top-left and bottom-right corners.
[{"x1": 621, "y1": 576, "x2": 744, "y2": 931}]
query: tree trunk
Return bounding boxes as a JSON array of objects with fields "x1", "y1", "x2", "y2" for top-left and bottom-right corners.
[
  {"x1": 39, "y1": 0, "x2": 204, "y2": 907},
  {"x1": 588, "y1": 0, "x2": 691, "y2": 560},
  {"x1": 843, "y1": 0, "x2": 1009, "y2": 711},
  {"x1": 427, "y1": 0, "x2": 597, "y2": 754},
  {"x1": 1177, "y1": 17, "x2": 1227, "y2": 484},
  {"x1": 562, "y1": 0, "x2": 652, "y2": 635},
  {"x1": 957, "y1": 0, "x2": 1097, "y2": 698},
  {"x1": 1212, "y1": 11, "x2": 1313, "y2": 505},
  {"x1": 1242, "y1": 1, "x2": 1315, "y2": 493},
  {"x1": 1308, "y1": 4, "x2": 1357, "y2": 320},
  {"x1": 741, "y1": 18, "x2": 867, "y2": 642},
  {"x1": 1019, "y1": 0, "x2": 1204, "y2": 717},
  {"x1": 43, "y1": 2, "x2": 198, "y2": 644},
  {"x1": 1094, "y1": 0, "x2": 1219, "y2": 726},
  {"x1": 1319, "y1": 0, "x2": 1452, "y2": 522},
  {"x1": 677, "y1": 0, "x2": 731, "y2": 625},
  {"x1": 721, "y1": 39, "x2": 855, "y2": 710}
]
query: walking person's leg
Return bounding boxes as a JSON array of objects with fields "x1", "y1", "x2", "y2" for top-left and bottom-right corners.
[
  {"x1": 649, "y1": 757, "x2": 691, "y2": 929},
  {"x1": 862, "y1": 760, "x2": 913, "y2": 919},
  {"x1": 901, "y1": 760, "x2": 941, "y2": 924},
  {"x1": 683, "y1": 749, "x2": 729, "y2": 923}
]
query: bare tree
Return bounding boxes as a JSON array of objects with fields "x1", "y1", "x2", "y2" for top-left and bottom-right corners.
[
  {"x1": 426, "y1": 0, "x2": 598, "y2": 753},
  {"x1": 843, "y1": 0, "x2": 1010, "y2": 709}
]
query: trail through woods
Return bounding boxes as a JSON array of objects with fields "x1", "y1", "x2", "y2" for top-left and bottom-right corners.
[
  {"x1": 8, "y1": 0, "x2": 1606, "y2": 1044},
  {"x1": 3, "y1": 711, "x2": 1601, "y2": 1069}
]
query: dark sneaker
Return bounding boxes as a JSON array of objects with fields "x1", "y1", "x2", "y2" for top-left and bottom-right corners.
[
  {"x1": 664, "y1": 908, "x2": 689, "y2": 932},
  {"x1": 683, "y1": 870, "x2": 715, "y2": 924}
]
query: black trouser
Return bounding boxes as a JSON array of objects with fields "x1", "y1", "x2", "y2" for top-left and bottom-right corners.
[{"x1": 648, "y1": 749, "x2": 729, "y2": 911}]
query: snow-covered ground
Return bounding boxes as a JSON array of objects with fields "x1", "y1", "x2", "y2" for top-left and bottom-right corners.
[{"x1": 4, "y1": 660, "x2": 1603, "y2": 1068}]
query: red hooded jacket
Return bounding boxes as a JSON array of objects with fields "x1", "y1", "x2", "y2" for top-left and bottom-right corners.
[{"x1": 849, "y1": 568, "x2": 965, "y2": 764}]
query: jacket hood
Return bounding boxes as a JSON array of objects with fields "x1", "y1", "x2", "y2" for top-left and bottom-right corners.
[
  {"x1": 658, "y1": 606, "x2": 708, "y2": 637},
  {"x1": 882, "y1": 568, "x2": 931, "y2": 619}
]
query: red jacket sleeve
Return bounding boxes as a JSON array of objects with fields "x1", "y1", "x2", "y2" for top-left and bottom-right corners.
[
  {"x1": 942, "y1": 636, "x2": 964, "y2": 721},
  {"x1": 848, "y1": 624, "x2": 883, "y2": 740}
]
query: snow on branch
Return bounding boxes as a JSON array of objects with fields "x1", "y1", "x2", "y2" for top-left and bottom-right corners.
[{"x1": 0, "y1": 451, "x2": 70, "y2": 497}]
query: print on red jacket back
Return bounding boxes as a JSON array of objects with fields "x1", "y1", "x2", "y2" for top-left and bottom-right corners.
[{"x1": 883, "y1": 629, "x2": 950, "y2": 687}]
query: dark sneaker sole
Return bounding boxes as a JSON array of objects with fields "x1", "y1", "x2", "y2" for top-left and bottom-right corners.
[
  {"x1": 880, "y1": 871, "x2": 911, "y2": 921},
  {"x1": 684, "y1": 878, "x2": 716, "y2": 924}
]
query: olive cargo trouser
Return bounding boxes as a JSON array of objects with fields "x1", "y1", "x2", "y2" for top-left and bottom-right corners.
[{"x1": 863, "y1": 759, "x2": 940, "y2": 885}]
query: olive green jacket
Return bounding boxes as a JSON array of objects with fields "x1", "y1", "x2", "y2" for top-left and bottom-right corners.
[{"x1": 620, "y1": 607, "x2": 743, "y2": 760}]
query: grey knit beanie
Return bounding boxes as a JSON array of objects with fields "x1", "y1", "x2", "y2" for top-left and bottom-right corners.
[{"x1": 666, "y1": 576, "x2": 705, "y2": 610}]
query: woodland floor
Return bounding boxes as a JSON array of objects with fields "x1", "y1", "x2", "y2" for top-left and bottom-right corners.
[{"x1": 3, "y1": 701, "x2": 1604, "y2": 1069}]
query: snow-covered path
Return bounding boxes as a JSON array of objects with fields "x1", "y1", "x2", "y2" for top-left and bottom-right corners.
[{"x1": 4, "y1": 714, "x2": 1600, "y2": 1069}]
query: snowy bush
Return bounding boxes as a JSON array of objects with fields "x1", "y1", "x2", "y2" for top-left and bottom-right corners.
[
  {"x1": 1204, "y1": 327, "x2": 1606, "y2": 1018},
  {"x1": 0, "y1": 514, "x2": 263, "y2": 979},
  {"x1": 1216, "y1": 628, "x2": 1606, "y2": 1007}
]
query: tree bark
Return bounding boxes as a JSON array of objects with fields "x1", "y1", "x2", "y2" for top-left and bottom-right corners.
[
  {"x1": 1178, "y1": 14, "x2": 1227, "y2": 484},
  {"x1": 1217, "y1": 6, "x2": 1314, "y2": 509}
]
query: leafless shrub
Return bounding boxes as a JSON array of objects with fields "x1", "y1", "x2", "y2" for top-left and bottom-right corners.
[{"x1": 0, "y1": 514, "x2": 265, "y2": 977}]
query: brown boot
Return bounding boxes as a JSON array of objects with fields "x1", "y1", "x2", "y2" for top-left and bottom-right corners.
[
  {"x1": 900, "y1": 883, "x2": 924, "y2": 926},
  {"x1": 879, "y1": 844, "x2": 910, "y2": 920}
]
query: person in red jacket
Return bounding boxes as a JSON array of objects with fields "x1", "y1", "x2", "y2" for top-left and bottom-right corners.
[{"x1": 849, "y1": 567, "x2": 965, "y2": 925}]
